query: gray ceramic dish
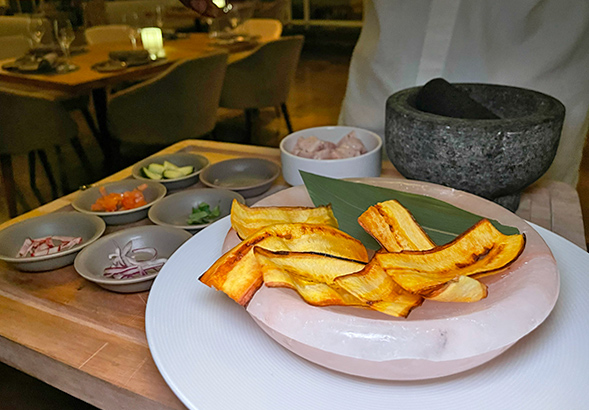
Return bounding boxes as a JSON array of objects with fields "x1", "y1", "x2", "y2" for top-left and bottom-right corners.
[
  {"x1": 0, "y1": 212, "x2": 106, "y2": 272},
  {"x1": 148, "y1": 188, "x2": 245, "y2": 233},
  {"x1": 131, "y1": 152, "x2": 210, "y2": 191},
  {"x1": 199, "y1": 158, "x2": 280, "y2": 198},
  {"x1": 72, "y1": 180, "x2": 167, "y2": 225},
  {"x1": 74, "y1": 225, "x2": 192, "y2": 293}
]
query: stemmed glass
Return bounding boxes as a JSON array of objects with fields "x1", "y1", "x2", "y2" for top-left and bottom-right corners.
[
  {"x1": 28, "y1": 17, "x2": 46, "y2": 49},
  {"x1": 208, "y1": 2, "x2": 251, "y2": 41},
  {"x1": 155, "y1": 6, "x2": 164, "y2": 29},
  {"x1": 124, "y1": 13, "x2": 141, "y2": 49},
  {"x1": 54, "y1": 19, "x2": 76, "y2": 72}
]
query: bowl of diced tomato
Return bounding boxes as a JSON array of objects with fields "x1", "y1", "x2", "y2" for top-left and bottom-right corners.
[{"x1": 72, "y1": 180, "x2": 167, "y2": 225}]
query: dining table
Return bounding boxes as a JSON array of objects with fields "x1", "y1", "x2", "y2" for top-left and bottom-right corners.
[
  {"x1": 0, "y1": 139, "x2": 586, "y2": 410},
  {"x1": 0, "y1": 33, "x2": 263, "y2": 171}
]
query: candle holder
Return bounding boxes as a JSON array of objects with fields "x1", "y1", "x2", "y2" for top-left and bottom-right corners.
[{"x1": 141, "y1": 27, "x2": 165, "y2": 59}]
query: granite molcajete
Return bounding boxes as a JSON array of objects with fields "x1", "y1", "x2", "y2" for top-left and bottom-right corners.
[{"x1": 385, "y1": 83, "x2": 565, "y2": 211}]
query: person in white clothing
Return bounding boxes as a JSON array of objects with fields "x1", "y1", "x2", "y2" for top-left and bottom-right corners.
[{"x1": 339, "y1": 0, "x2": 589, "y2": 186}]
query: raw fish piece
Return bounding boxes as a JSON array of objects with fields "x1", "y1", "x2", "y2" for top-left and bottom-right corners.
[
  {"x1": 290, "y1": 132, "x2": 367, "y2": 160},
  {"x1": 336, "y1": 131, "x2": 367, "y2": 154},
  {"x1": 292, "y1": 136, "x2": 336, "y2": 159}
]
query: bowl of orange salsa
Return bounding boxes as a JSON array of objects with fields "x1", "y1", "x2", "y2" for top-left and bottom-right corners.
[{"x1": 73, "y1": 180, "x2": 166, "y2": 225}]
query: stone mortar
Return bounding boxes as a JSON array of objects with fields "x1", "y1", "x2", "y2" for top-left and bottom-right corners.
[{"x1": 385, "y1": 83, "x2": 565, "y2": 211}]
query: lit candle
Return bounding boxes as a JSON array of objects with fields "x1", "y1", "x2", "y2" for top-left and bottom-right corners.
[{"x1": 141, "y1": 27, "x2": 165, "y2": 59}]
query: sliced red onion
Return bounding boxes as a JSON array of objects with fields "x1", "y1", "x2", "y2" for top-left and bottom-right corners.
[{"x1": 103, "y1": 240, "x2": 167, "y2": 279}]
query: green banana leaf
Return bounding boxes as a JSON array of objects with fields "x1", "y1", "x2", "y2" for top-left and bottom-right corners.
[{"x1": 301, "y1": 172, "x2": 519, "y2": 250}]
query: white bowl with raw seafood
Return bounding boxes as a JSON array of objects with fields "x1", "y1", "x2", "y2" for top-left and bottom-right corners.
[
  {"x1": 0, "y1": 212, "x2": 106, "y2": 272},
  {"x1": 279, "y1": 126, "x2": 383, "y2": 186},
  {"x1": 74, "y1": 225, "x2": 191, "y2": 293}
]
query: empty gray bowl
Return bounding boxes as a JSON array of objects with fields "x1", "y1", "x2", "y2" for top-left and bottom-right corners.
[
  {"x1": 74, "y1": 225, "x2": 192, "y2": 293},
  {"x1": 148, "y1": 188, "x2": 245, "y2": 233},
  {"x1": 199, "y1": 158, "x2": 280, "y2": 198},
  {"x1": 72, "y1": 180, "x2": 167, "y2": 225},
  {"x1": 131, "y1": 152, "x2": 210, "y2": 191},
  {"x1": 0, "y1": 212, "x2": 106, "y2": 272}
]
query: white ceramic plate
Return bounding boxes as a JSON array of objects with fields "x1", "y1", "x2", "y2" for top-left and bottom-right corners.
[{"x1": 146, "y1": 181, "x2": 588, "y2": 410}]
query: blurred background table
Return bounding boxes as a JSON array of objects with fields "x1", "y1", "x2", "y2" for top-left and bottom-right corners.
[
  {"x1": 0, "y1": 34, "x2": 264, "y2": 172},
  {"x1": 0, "y1": 139, "x2": 585, "y2": 410}
]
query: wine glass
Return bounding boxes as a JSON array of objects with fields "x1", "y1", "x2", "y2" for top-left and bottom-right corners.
[
  {"x1": 155, "y1": 5, "x2": 164, "y2": 29},
  {"x1": 54, "y1": 19, "x2": 76, "y2": 72},
  {"x1": 124, "y1": 13, "x2": 141, "y2": 49},
  {"x1": 28, "y1": 17, "x2": 46, "y2": 49}
]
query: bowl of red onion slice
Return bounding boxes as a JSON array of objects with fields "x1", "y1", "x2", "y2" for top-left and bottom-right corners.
[
  {"x1": 73, "y1": 225, "x2": 191, "y2": 293},
  {"x1": 279, "y1": 126, "x2": 383, "y2": 186},
  {"x1": 0, "y1": 212, "x2": 106, "y2": 272}
]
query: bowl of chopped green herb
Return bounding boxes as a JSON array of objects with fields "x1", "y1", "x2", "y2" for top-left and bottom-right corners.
[{"x1": 147, "y1": 188, "x2": 245, "y2": 233}]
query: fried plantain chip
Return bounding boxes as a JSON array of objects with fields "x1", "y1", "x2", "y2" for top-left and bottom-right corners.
[
  {"x1": 359, "y1": 200, "x2": 489, "y2": 303},
  {"x1": 358, "y1": 200, "x2": 435, "y2": 252},
  {"x1": 199, "y1": 223, "x2": 368, "y2": 306},
  {"x1": 231, "y1": 200, "x2": 338, "y2": 239},
  {"x1": 254, "y1": 247, "x2": 365, "y2": 306},
  {"x1": 335, "y1": 256, "x2": 424, "y2": 317},
  {"x1": 420, "y1": 275, "x2": 488, "y2": 302},
  {"x1": 376, "y1": 219, "x2": 525, "y2": 294}
]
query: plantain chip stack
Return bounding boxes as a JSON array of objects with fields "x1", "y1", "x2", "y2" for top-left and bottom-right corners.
[{"x1": 199, "y1": 199, "x2": 525, "y2": 317}]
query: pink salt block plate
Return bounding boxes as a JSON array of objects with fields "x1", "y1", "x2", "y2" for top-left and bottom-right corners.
[{"x1": 221, "y1": 178, "x2": 560, "y2": 380}]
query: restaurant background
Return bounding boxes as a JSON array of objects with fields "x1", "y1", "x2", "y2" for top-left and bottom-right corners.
[{"x1": 1, "y1": 1, "x2": 588, "y2": 407}]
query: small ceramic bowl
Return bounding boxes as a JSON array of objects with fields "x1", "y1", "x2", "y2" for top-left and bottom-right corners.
[
  {"x1": 199, "y1": 158, "x2": 280, "y2": 198},
  {"x1": 0, "y1": 212, "x2": 106, "y2": 272},
  {"x1": 279, "y1": 126, "x2": 383, "y2": 186},
  {"x1": 131, "y1": 152, "x2": 210, "y2": 191},
  {"x1": 148, "y1": 188, "x2": 245, "y2": 233},
  {"x1": 72, "y1": 180, "x2": 167, "y2": 225},
  {"x1": 74, "y1": 225, "x2": 192, "y2": 293}
]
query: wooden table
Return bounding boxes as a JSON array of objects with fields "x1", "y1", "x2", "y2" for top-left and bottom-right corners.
[
  {"x1": 0, "y1": 34, "x2": 262, "y2": 170},
  {"x1": 0, "y1": 140, "x2": 585, "y2": 410},
  {"x1": 0, "y1": 34, "x2": 260, "y2": 94}
]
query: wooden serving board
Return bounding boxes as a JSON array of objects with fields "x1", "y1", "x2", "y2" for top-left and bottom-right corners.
[{"x1": 0, "y1": 139, "x2": 584, "y2": 410}]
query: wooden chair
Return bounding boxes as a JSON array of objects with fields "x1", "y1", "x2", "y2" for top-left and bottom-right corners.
[
  {"x1": 219, "y1": 35, "x2": 304, "y2": 143},
  {"x1": 0, "y1": 22, "x2": 101, "y2": 161},
  {"x1": 85, "y1": 25, "x2": 132, "y2": 44},
  {"x1": 236, "y1": 18, "x2": 282, "y2": 42},
  {"x1": 107, "y1": 52, "x2": 228, "y2": 158},
  {"x1": 0, "y1": 87, "x2": 93, "y2": 218},
  {"x1": 0, "y1": 16, "x2": 51, "y2": 43},
  {"x1": 0, "y1": 35, "x2": 30, "y2": 60}
]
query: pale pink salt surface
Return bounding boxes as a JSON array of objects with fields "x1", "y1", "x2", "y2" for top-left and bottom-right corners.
[{"x1": 222, "y1": 179, "x2": 559, "y2": 380}]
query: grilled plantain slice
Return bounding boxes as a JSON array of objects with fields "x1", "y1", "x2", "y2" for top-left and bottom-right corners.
[
  {"x1": 376, "y1": 219, "x2": 525, "y2": 294},
  {"x1": 199, "y1": 223, "x2": 368, "y2": 306},
  {"x1": 254, "y1": 247, "x2": 365, "y2": 306},
  {"x1": 231, "y1": 200, "x2": 338, "y2": 239},
  {"x1": 335, "y1": 256, "x2": 424, "y2": 317},
  {"x1": 358, "y1": 200, "x2": 435, "y2": 252}
]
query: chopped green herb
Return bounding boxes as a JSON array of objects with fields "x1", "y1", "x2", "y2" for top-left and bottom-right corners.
[{"x1": 187, "y1": 202, "x2": 221, "y2": 225}]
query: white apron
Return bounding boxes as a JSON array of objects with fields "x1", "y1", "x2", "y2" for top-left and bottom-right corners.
[{"x1": 339, "y1": 0, "x2": 589, "y2": 185}]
